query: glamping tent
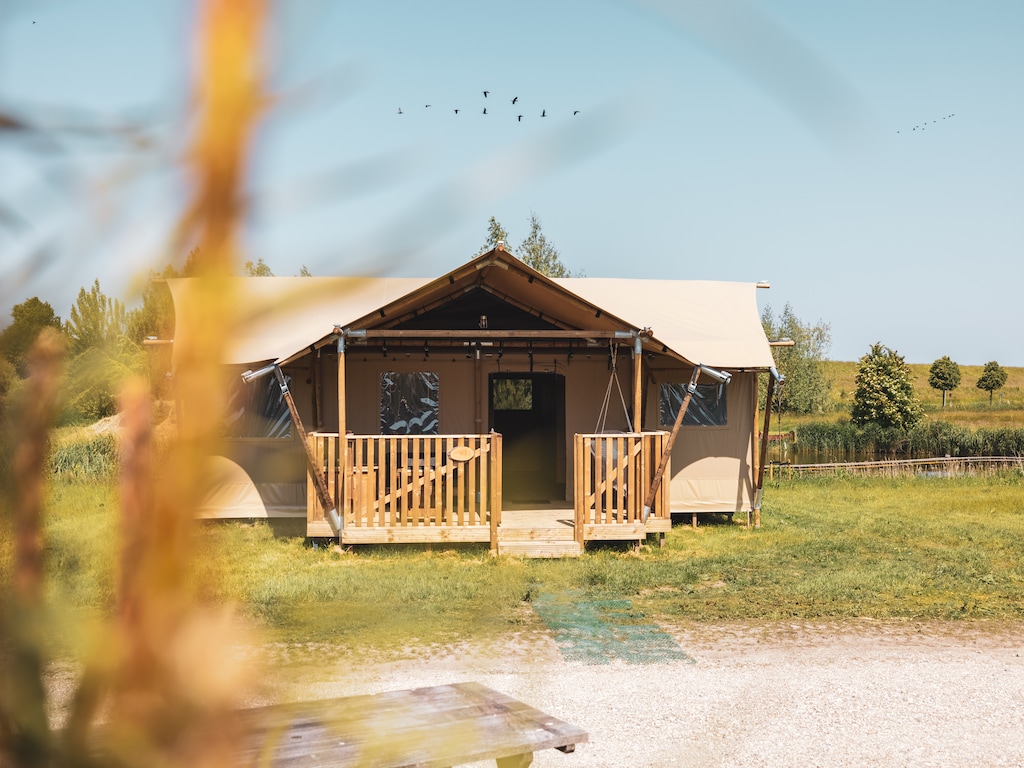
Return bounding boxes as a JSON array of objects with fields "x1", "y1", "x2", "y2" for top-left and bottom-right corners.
[{"x1": 168, "y1": 247, "x2": 776, "y2": 555}]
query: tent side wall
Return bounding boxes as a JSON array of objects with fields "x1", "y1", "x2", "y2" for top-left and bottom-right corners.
[
  {"x1": 645, "y1": 365, "x2": 758, "y2": 514},
  {"x1": 196, "y1": 361, "x2": 315, "y2": 519}
]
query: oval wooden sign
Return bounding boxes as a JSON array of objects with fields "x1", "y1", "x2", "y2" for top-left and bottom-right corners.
[{"x1": 449, "y1": 446, "x2": 475, "y2": 462}]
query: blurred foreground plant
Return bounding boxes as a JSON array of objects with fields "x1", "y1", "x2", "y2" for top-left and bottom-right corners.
[{"x1": 1, "y1": 0, "x2": 270, "y2": 765}]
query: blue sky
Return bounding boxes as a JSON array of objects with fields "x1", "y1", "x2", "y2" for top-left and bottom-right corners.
[{"x1": 1, "y1": 0, "x2": 1021, "y2": 364}]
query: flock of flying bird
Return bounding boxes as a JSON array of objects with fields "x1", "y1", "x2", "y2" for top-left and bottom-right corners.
[
  {"x1": 896, "y1": 113, "x2": 956, "y2": 134},
  {"x1": 396, "y1": 91, "x2": 579, "y2": 122}
]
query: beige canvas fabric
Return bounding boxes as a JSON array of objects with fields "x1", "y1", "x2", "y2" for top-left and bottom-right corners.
[
  {"x1": 168, "y1": 276, "x2": 432, "y2": 367},
  {"x1": 169, "y1": 274, "x2": 773, "y2": 370},
  {"x1": 556, "y1": 278, "x2": 774, "y2": 370}
]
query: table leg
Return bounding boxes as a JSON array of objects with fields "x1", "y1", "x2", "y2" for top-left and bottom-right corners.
[{"x1": 496, "y1": 752, "x2": 533, "y2": 768}]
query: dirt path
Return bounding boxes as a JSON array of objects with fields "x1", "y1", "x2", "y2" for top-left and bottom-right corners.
[
  {"x1": 240, "y1": 620, "x2": 1024, "y2": 767},
  {"x1": 44, "y1": 620, "x2": 1024, "y2": 766}
]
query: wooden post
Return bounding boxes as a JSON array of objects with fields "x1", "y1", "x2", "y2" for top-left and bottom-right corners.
[
  {"x1": 337, "y1": 334, "x2": 347, "y2": 530},
  {"x1": 632, "y1": 337, "x2": 643, "y2": 431},
  {"x1": 490, "y1": 432, "x2": 502, "y2": 553},
  {"x1": 474, "y1": 350, "x2": 483, "y2": 435},
  {"x1": 752, "y1": 372, "x2": 778, "y2": 529}
]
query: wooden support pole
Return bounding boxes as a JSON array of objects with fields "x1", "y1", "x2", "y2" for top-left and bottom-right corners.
[
  {"x1": 271, "y1": 366, "x2": 342, "y2": 536},
  {"x1": 752, "y1": 372, "x2": 778, "y2": 530},
  {"x1": 632, "y1": 337, "x2": 643, "y2": 431},
  {"x1": 474, "y1": 348, "x2": 483, "y2": 434},
  {"x1": 337, "y1": 335, "x2": 347, "y2": 530}
]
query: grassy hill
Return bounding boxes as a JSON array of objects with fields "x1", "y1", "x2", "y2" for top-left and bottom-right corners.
[{"x1": 777, "y1": 362, "x2": 1024, "y2": 430}]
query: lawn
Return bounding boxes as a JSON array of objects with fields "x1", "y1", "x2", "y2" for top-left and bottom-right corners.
[{"x1": 35, "y1": 471, "x2": 1024, "y2": 658}]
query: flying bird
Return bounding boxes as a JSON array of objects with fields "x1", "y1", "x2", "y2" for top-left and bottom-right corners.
[
  {"x1": 573, "y1": 110, "x2": 580, "y2": 115},
  {"x1": 482, "y1": 108, "x2": 487, "y2": 115},
  {"x1": 512, "y1": 96, "x2": 518, "y2": 104},
  {"x1": 541, "y1": 109, "x2": 546, "y2": 117},
  {"x1": 425, "y1": 104, "x2": 431, "y2": 108},
  {"x1": 454, "y1": 109, "x2": 460, "y2": 115},
  {"x1": 483, "y1": 90, "x2": 489, "y2": 98},
  {"x1": 397, "y1": 108, "x2": 402, "y2": 114},
  {"x1": 517, "y1": 115, "x2": 522, "y2": 122}
]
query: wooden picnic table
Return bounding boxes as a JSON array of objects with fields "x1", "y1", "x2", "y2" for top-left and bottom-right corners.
[{"x1": 230, "y1": 681, "x2": 588, "y2": 767}]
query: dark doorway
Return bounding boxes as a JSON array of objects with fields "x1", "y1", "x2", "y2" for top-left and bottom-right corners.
[{"x1": 490, "y1": 373, "x2": 565, "y2": 503}]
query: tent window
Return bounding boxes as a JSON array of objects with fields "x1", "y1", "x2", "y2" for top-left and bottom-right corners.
[
  {"x1": 660, "y1": 382, "x2": 728, "y2": 427},
  {"x1": 492, "y1": 378, "x2": 533, "y2": 411},
  {"x1": 381, "y1": 372, "x2": 439, "y2": 434},
  {"x1": 226, "y1": 374, "x2": 292, "y2": 438}
]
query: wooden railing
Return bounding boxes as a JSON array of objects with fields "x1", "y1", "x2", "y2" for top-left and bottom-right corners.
[
  {"x1": 573, "y1": 432, "x2": 670, "y2": 542},
  {"x1": 308, "y1": 433, "x2": 502, "y2": 547}
]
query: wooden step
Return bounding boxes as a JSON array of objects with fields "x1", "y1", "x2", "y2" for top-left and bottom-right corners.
[
  {"x1": 497, "y1": 526, "x2": 575, "y2": 542},
  {"x1": 498, "y1": 540, "x2": 582, "y2": 558}
]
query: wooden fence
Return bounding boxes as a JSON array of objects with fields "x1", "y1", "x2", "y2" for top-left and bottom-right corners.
[
  {"x1": 769, "y1": 455, "x2": 1022, "y2": 479},
  {"x1": 573, "y1": 432, "x2": 671, "y2": 542},
  {"x1": 308, "y1": 433, "x2": 501, "y2": 546}
]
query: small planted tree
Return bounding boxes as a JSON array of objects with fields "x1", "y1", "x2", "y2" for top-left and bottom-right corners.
[
  {"x1": 851, "y1": 342, "x2": 922, "y2": 429},
  {"x1": 976, "y1": 360, "x2": 1008, "y2": 404},
  {"x1": 927, "y1": 355, "x2": 961, "y2": 407}
]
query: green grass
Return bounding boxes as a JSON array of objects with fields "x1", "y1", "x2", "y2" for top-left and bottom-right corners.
[{"x1": 38, "y1": 472, "x2": 1024, "y2": 658}]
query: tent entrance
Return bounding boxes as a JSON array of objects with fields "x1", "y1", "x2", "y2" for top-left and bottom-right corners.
[{"x1": 490, "y1": 373, "x2": 565, "y2": 503}]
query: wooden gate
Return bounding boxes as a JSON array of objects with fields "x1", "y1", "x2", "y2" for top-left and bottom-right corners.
[
  {"x1": 308, "y1": 433, "x2": 502, "y2": 547},
  {"x1": 573, "y1": 432, "x2": 670, "y2": 543}
]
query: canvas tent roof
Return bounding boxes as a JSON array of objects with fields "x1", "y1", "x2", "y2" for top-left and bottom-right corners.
[{"x1": 168, "y1": 251, "x2": 773, "y2": 370}]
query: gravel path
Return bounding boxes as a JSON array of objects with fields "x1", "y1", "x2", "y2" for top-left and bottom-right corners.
[{"x1": 257, "y1": 621, "x2": 1024, "y2": 768}]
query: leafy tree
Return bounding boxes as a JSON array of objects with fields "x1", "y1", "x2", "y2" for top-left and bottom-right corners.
[
  {"x1": 518, "y1": 211, "x2": 574, "y2": 278},
  {"x1": 127, "y1": 265, "x2": 179, "y2": 344},
  {"x1": 243, "y1": 257, "x2": 274, "y2": 276},
  {"x1": 0, "y1": 297, "x2": 63, "y2": 375},
  {"x1": 63, "y1": 280, "x2": 149, "y2": 422},
  {"x1": 478, "y1": 213, "x2": 579, "y2": 277},
  {"x1": 850, "y1": 342, "x2": 922, "y2": 429},
  {"x1": 298, "y1": 264, "x2": 312, "y2": 277},
  {"x1": 976, "y1": 360, "x2": 1008, "y2": 404},
  {"x1": 0, "y1": 357, "x2": 16, "y2": 400},
  {"x1": 65, "y1": 280, "x2": 128, "y2": 356},
  {"x1": 760, "y1": 303, "x2": 832, "y2": 414},
  {"x1": 478, "y1": 216, "x2": 510, "y2": 255},
  {"x1": 927, "y1": 356, "x2": 961, "y2": 407}
]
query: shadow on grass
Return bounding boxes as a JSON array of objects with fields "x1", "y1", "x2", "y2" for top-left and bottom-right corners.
[{"x1": 670, "y1": 512, "x2": 742, "y2": 528}]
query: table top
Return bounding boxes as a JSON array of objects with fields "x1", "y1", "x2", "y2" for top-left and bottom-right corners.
[{"x1": 231, "y1": 681, "x2": 588, "y2": 767}]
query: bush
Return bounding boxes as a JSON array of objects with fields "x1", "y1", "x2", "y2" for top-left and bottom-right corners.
[{"x1": 48, "y1": 430, "x2": 119, "y2": 479}]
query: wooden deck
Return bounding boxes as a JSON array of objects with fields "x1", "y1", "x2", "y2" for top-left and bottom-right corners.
[{"x1": 307, "y1": 432, "x2": 673, "y2": 556}]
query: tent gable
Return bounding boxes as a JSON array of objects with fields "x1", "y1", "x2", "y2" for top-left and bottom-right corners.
[{"x1": 390, "y1": 286, "x2": 562, "y2": 332}]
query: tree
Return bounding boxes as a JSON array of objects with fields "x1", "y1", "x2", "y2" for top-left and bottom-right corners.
[
  {"x1": 65, "y1": 280, "x2": 128, "y2": 356},
  {"x1": 976, "y1": 360, "x2": 1008, "y2": 404},
  {"x1": 243, "y1": 257, "x2": 274, "y2": 276},
  {"x1": 127, "y1": 264, "x2": 179, "y2": 344},
  {"x1": 478, "y1": 216, "x2": 510, "y2": 255},
  {"x1": 850, "y1": 342, "x2": 922, "y2": 429},
  {"x1": 760, "y1": 303, "x2": 832, "y2": 414},
  {"x1": 518, "y1": 211, "x2": 574, "y2": 278},
  {"x1": 927, "y1": 356, "x2": 961, "y2": 407},
  {"x1": 0, "y1": 297, "x2": 63, "y2": 375}
]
